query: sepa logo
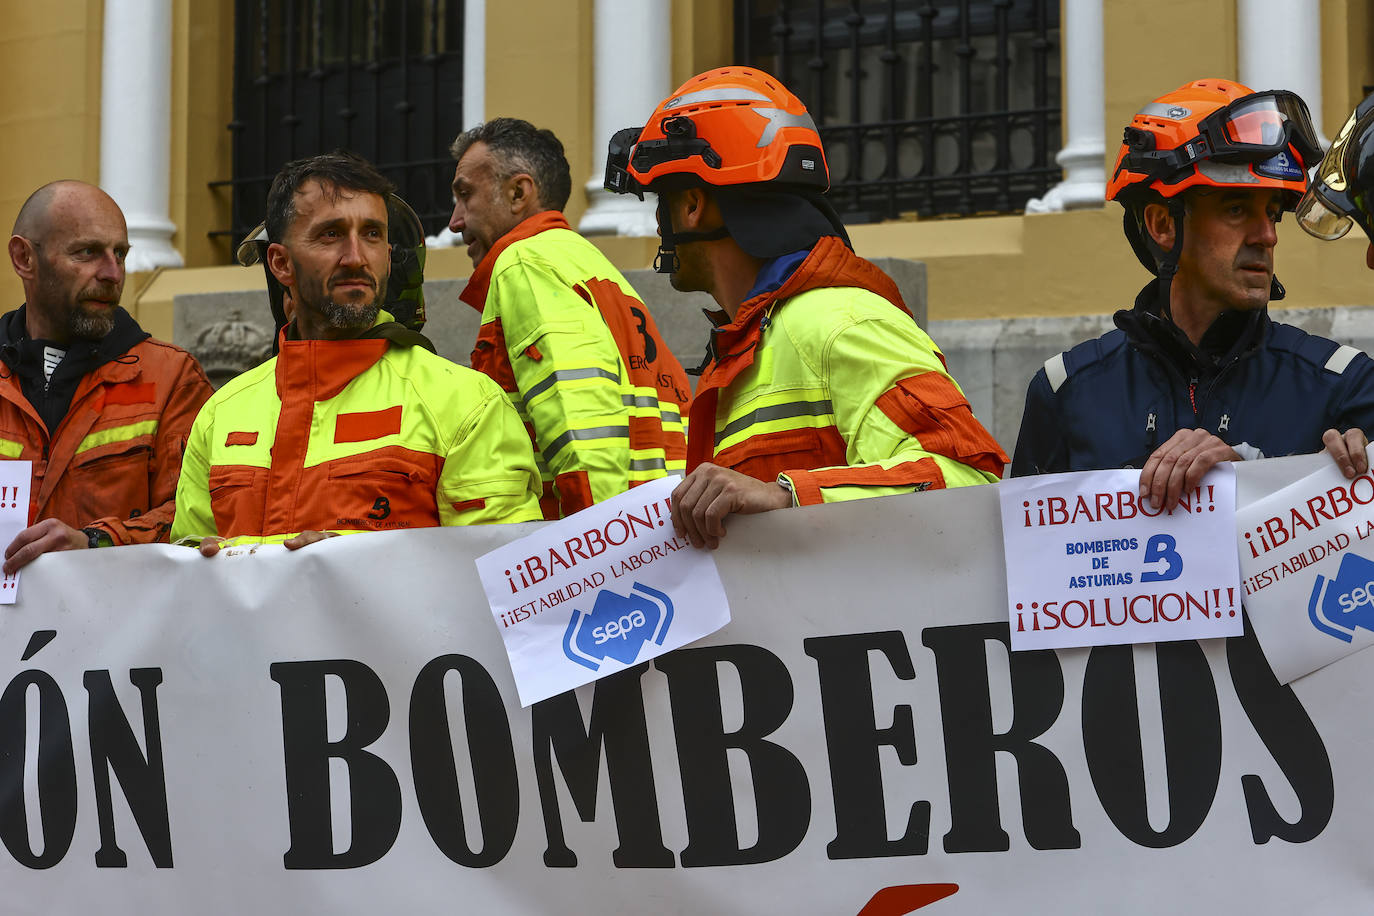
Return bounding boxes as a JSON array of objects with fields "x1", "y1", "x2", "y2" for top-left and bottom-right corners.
[
  {"x1": 562, "y1": 582, "x2": 674, "y2": 670},
  {"x1": 1308, "y1": 552, "x2": 1374, "y2": 643}
]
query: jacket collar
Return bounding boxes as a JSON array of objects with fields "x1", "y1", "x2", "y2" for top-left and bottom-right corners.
[
  {"x1": 1115, "y1": 279, "x2": 1269, "y2": 377},
  {"x1": 0, "y1": 304, "x2": 149, "y2": 380},
  {"x1": 459, "y1": 210, "x2": 572, "y2": 312},
  {"x1": 274, "y1": 310, "x2": 396, "y2": 402},
  {"x1": 701, "y1": 236, "x2": 909, "y2": 388}
]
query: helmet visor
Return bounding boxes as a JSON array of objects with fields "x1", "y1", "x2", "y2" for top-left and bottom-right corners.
[{"x1": 1296, "y1": 188, "x2": 1355, "y2": 240}]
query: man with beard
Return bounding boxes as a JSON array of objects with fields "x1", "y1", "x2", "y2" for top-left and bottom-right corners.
[
  {"x1": 1012, "y1": 80, "x2": 1374, "y2": 507},
  {"x1": 0, "y1": 180, "x2": 212, "y2": 573},
  {"x1": 172, "y1": 151, "x2": 541, "y2": 553},
  {"x1": 448, "y1": 118, "x2": 690, "y2": 519}
]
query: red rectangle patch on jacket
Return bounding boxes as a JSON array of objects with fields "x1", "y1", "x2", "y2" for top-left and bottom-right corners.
[
  {"x1": 103, "y1": 382, "x2": 157, "y2": 406},
  {"x1": 225, "y1": 431, "x2": 258, "y2": 447},
  {"x1": 335, "y1": 405, "x2": 403, "y2": 443}
]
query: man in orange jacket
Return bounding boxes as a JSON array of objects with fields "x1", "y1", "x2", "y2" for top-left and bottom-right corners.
[
  {"x1": 448, "y1": 118, "x2": 690, "y2": 519},
  {"x1": 1, "y1": 180, "x2": 213, "y2": 573},
  {"x1": 604, "y1": 68, "x2": 1006, "y2": 548},
  {"x1": 172, "y1": 151, "x2": 541, "y2": 553}
]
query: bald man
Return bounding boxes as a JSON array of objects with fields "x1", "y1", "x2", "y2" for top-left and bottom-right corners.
[{"x1": 0, "y1": 181, "x2": 212, "y2": 572}]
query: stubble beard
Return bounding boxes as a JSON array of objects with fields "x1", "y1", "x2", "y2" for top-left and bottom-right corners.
[
  {"x1": 297, "y1": 265, "x2": 388, "y2": 332},
  {"x1": 34, "y1": 267, "x2": 118, "y2": 342}
]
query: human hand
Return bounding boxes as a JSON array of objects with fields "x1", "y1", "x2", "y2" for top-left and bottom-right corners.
[
  {"x1": 1140, "y1": 428, "x2": 1241, "y2": 511},
  {"x1": 3, "y1": 518, "x2": 88, "y2": 575},
  {"x1": 1322, "y1": 427, "x2": 1369, "y2": 479},
  {"x1": 283, "y1": 530, "x2": 339, "y2": 550},
  {"x1": 670, "y1": 463, "x2": 792, "y2": 549}
]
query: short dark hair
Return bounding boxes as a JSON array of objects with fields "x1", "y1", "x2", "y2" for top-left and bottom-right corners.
[
  {"x1": 264, "y1": 150, "x2": 395, "y2": 243},
  {"x1": 449, "y1": 118, "x2": 572, "y2": 212}
]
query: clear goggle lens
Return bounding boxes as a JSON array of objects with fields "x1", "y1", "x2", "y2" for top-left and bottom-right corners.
[
  {"x1": 1295, "y1": 191, "x2": 1354, "y2": 241},
  {"x1": 1223, "y1": 105, "x2": 1287, "y2": 147}
]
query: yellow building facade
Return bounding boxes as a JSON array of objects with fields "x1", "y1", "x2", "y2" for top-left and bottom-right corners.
[{"x1": 2, "y1": 0, "x2": 1373, "y2": 340}]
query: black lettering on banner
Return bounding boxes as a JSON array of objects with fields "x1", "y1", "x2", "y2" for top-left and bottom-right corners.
[
  {"x1": 803, "y1": 631, "x2": 930, "y2": 859},
  {"x1": 409, "y1": 655, "x2": 519, "y2": 867},
  {"x1": 531, "y1": 663, "x2": 674, "y2": 868},
  {"x1": 655, "y1": 645, "x2": 811, "y2": 867},
  {"x1": 0, "y1": 670, "x2": 77, "y2": 868},
  {"x1": 922, "y1": 623, "x2": 1080, "y2": 853},
  {"x1": 84, "y1": 668, "x2": 173, "y2": 867},
  {"x1": 1226, "y1": 619, "x2": 1333, "y2": 843},
  {"x1": 270, "y1": 660, "x2": 401, "y2": 869},
  {"x1": 1081, "y1": 641, "x2": 1221, "y2": 848}
]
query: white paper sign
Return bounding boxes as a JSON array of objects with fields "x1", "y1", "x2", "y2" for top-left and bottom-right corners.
[
  {"x1": 1235, "y1": 447, "x2": 1374, "y2": 683},
  {"x1": 1000, "y1": 466, "x2": 1241, "y2": 650},
  {"x1": 0, "y1": 460, "x2": 31, "y2": 602},
  {"x1": 475, "y1": 476, "x2": 730, "y2": 706}
]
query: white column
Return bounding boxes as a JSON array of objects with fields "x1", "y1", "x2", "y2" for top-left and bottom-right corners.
[
  {"x1": 578, "y1": 0, "x2": 670, "y2": 237},
  {"x1": 1025, "y1": 0, "x2": 1104, "y2": 213},
  {"x1": 1238, "y1": 0, "x2": 1326, "y2": 145},
  {"x1": 100, "y1": 0, "x2": 182, "y2": 270},
  {"x1": 462, "y1": 0, "x2": 485, "y2": 128}
]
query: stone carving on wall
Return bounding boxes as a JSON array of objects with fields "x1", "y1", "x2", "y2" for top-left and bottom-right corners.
[{"x1": 190, "y1": 310, "x2": 274, "y2": 388}]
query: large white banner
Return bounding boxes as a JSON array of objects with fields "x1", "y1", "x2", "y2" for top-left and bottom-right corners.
[{"x1": 0, "y1": 454, "x2": 1368, "y2": 914}]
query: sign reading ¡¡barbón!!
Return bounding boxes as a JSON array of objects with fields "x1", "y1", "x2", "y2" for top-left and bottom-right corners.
[
  {"x1": 475, "y1": 476, "x2": 730, "y2": 705},
  {"x1": 999, "y1": 466, "x2": 1242, "y2": 651},
  {"x1": 1236, "y1": 444, "x2": 1374, "y2": 683},
  {"x1": 1, "y1": 454, "x2": 1370, "y2": 913}
]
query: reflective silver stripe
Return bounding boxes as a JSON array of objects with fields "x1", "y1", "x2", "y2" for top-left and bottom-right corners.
[
  {"x1": 543, "y1": 425, "x2": 631, "y2": 463},
  {"x1": 1326, "y1": 344, "x2": 1363, "y2": 374},
  {"x1": 1196, "y1": 159, "x2": 1258, "y2": 185},
  {"x1": 524, "y1": 367, "x2": 620, "y2": 402},
  {"x1": 1138, "y1": 102, "x2": 1191, "y2": 120},
  {"x1": 1044, "y1": 353, "x2": 1069, "y2": 393},
  {"x1": 715, "y1": 400, "x2": 833, "y2": 446},
  {"x1": 661, "y1": 409, "x2": 682, "y2": 424},
  {"x1": 630, "y1": 457, "x2": 667, "y2": 472},
  {"x1": 666, "y1": 87, "x2": 771, "y2": 108},
  {"x1": 754, "y1": 108, "x2": 818, "y2": 147},
  {"x1": 621, "y1": 394, "x2": 660, "y2": 409}
]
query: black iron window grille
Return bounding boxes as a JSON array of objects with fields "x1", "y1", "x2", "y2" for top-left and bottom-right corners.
[
  {"x1": 212, "y1": 0, "x2": 465, "y2": 256},
  {"x1": 735, "y1": 0, "x2": 1061, "y2": 223}
]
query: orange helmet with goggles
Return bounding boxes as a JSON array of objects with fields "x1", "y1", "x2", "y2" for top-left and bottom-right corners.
[
  {"x1": 1107, "y1": 78, "x2": 1320, "y2": 279},
  {"x1": 605, "y1": 66, "x2": 829, "y2": 198}
]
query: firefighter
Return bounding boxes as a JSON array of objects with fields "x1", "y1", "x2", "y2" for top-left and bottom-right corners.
[{"x1": 604, "y1": 67, "x2": 1006, "y2": 548}]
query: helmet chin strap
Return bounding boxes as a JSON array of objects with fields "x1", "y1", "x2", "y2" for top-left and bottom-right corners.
[
  {"x1": 653, "y1": 198, "x2": 729, "y2": 274},
  {"x1": 1155, "y1": 198, "x2": 1188, "y2": 318}
]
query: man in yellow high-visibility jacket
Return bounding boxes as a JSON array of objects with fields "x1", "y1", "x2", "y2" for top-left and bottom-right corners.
[
  {"x1": 448, "y1": 118, "x2": 691, "y2": 519},
  {"x1": 604, "y1": 68, "x2": 1007, "y2": 548},
  {"x1": 172, "y1": 151, "x2": 541, "y2": 553}
]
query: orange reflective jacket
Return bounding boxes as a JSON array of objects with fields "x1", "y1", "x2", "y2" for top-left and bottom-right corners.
[
  {"x1": 461, "y1": 211, "x2": 690, "y2": 519},
  {"x1": 0, "y1": 332, "x2": 212, "y2": 544},
  {"x1": 690, "y1": 237, "x2": 1006, "y2": 504},
  {"x1": 172, "y1": 315, "x2": 543, "y2": 543}
]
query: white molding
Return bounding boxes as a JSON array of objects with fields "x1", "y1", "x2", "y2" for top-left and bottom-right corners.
[{"x1": 1025, "y1": 0, "x2": 1105, "y2": 213}]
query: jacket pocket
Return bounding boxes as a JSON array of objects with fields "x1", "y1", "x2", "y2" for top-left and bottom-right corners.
[
  {"x1": 69, "y1": 436, "x2": 154, "y2": 522},
  {"x1": 208, "y1": 465, "x2": 267, "y2": 536}
]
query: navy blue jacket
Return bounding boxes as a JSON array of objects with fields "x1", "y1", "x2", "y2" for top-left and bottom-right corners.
[{"x1": 1011, "y1": 281, "x2": 1374, "y2": 475}]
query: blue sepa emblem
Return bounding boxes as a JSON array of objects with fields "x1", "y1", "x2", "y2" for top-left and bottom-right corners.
[
  {"x1": 1307, "y1": 552, "x2": 1374, "y2": 643},
  {"x1": 562, "y1": 582, "x2": 675, "y2": 670}
]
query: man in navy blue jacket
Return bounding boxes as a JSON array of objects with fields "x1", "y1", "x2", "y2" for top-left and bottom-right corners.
[{"x1": 1012, "y1": 78, "x2": 1374, "y2": 505}]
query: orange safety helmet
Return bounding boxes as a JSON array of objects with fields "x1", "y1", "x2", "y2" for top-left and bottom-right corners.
[
  {"x1": 1108, "y1": 78, "x2": 1320, "y2": 280},
  {"x1": 605, "y1": 66, "x2": 830, "y2": 198},
  {"x1": 605, "y1": 67, "x2": 848, "y2": 272}
]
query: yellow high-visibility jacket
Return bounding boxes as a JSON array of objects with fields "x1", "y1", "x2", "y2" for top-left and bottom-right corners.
[
  {"x1": 460, "y1": 211, "x2": 690, "y2": 519},
  {"x1": 689, "y1": 237, "x2": 1007, "y2": 504},
  {"x1": 171, "y1": 313, "x2": 542, "y2": 544}
]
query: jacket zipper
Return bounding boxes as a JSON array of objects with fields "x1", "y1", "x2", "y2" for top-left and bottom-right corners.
[{"x1": 1188, "y1": 377, "x2": 1198, "y2": 418}]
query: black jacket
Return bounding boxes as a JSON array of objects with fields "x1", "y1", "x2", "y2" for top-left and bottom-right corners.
[{"x1": 1011, "y1": 281, "x2": 1374, "y2": 475}]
